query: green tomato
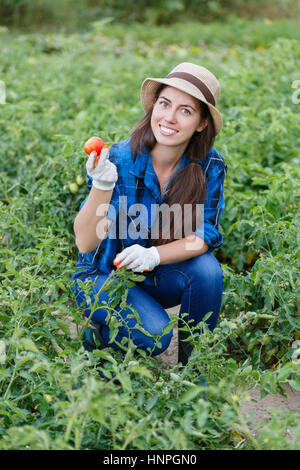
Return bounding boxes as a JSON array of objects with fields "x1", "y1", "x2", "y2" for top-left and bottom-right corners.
[
  {"x1": 247, "y1": 337, "x2": 257, "y2": 352},
  {"x1": 76, "y1": 174, "x2": 84, "y2": 186},
  {"x1": 262, "y1": 335, "x2": 271, "y2": 346},
  {"x1": 69, "y1": 182, "x2": 79, "y2": 193}
]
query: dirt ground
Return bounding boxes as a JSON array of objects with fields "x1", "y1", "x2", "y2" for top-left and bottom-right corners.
[{"x1": 68, "y1": 304, "x2": 300, "y2": 431}]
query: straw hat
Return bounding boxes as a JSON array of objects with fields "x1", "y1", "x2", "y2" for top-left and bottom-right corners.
[{"x1": 140, "y1": 62, "x2": 222, "y2": 135}]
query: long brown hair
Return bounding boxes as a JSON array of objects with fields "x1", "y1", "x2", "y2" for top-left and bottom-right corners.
[{"x1": 130, "y1": 84, "x2": 216, "y2": 246}]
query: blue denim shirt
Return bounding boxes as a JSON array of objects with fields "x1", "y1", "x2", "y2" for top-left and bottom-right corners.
[{"x1": 73, "y1": 137, "x2": 227, "y2": 278}]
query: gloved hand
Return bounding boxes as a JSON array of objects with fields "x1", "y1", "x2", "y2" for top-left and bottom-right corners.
[
  {"x1": 86, "y1": 146, "x2": 118, "y2": 191},
  {"x1": 114, "y1": 244, "x2": 160, "y2": 273}
]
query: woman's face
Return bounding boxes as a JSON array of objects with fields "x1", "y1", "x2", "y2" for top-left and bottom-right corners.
[{"x1": 150, "y1": 86, "x2": 208, "y2": 151}]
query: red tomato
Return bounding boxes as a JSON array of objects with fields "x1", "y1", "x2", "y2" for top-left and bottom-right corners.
[
  {"x1": 113, "y1": 257, "x2": 151, "y2": 272},
  {"x1": 84, "y1": 137, "x2": 109, "y2": 168},
  {"x1": 84, "y1": 136, "x2": 105, "y2": 156},
  {"x1": 113, "y1": 257, "x2": 127, "y2": 270}
]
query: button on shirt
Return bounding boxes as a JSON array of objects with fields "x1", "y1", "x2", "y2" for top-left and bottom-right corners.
[{"x1": 73, "y1": 137, "x2": 227, "y2": 278}]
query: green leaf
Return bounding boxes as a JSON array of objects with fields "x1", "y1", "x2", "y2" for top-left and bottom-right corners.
[
  {"x1": 129, "y1": 366, "x2": 154, "y2": 380},
  {"x1": 20, "y1": 338, "x2": 39, "y2": 353},
  {"x1": 179, "y1": 386, "x2": 203, "y2": 404},
  {"x1": 56, "y1": 319, "x2": 71, "y2": 335},
  {"x1": 162, "y1": 320, "x2": 175, "y2": 336},
  {"x1": 288, "y1": 379, "x2": 300, "y2": 391},
  {"x1": 92, "y1": 349, "x2": 117, "y2": 364},
  {"x1": 125, "y1": 405, "x2": 143, "y2": 419},
  {"x1": 145, "y1": 394, "x2": 159, "y2": 411},
  {"x1": 15, "y1": 356, "x2": 34, "y2": 370},
  {"x1": 133, "y1": 323, "x2": 153, "y2": 337}
]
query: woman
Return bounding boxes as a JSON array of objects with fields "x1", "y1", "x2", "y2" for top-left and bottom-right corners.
[{"x1": 73, "y1": 62, "x2": 227, "y2": 366}]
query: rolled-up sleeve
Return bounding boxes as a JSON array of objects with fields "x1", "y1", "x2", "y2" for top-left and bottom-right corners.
[{"x1": 194, "y1": 158, "x2": 227, "y2": 250}]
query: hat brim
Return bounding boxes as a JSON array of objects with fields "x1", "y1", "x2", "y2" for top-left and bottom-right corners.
[{"x1": 140, "y1": 77, "x2": 222, "y2": 135}]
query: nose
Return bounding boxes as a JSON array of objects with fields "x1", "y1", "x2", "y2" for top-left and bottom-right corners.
[{"x1": 165, "y1": 106, "x2": 177, "y2": 123}]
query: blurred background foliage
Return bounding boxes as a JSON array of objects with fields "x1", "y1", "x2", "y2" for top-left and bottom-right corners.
[{"x1": 0, "y1": 0, "x2": 299, "y2": 30}]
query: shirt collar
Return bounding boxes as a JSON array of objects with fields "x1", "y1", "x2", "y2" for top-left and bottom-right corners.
[
  {"x1": 130, "y1": 148, "x2": 190, "y2": 179},
  {"x1": 129, "y1": 148, "x2": 190, "y2": 203}
]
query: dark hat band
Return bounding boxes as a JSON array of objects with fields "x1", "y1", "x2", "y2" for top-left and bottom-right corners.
[{"x1": 166, "y1": 72, "x2": 216, "y2": 107}]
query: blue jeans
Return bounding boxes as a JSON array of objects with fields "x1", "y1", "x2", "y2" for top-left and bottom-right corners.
[{"x1": 72, "y1": 252, "x2": 224, "y2": 362}]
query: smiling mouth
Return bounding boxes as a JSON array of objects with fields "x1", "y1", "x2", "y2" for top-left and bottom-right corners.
[{"x1": 159, "y1": 125, "x2": 178, "y2": 136}]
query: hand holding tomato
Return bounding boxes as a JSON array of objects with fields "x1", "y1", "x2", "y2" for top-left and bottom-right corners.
[
  {"x1": 84, "y1": 137, "x2": 106, "y2": 169},
  {"x1": 113, "y1": 245, "x2": 160, "y2": 272},
  {"x1": 85, "y1": 137, "x2": 118, "y2": 191}
]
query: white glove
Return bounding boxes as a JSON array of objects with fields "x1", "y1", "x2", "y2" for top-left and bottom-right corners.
[
  {"x1": 114, "y1": 244, "x2": 160, "y2": 273},
  {"x1": 86, "y1": 146, "x2": 118, "y2": 191}
]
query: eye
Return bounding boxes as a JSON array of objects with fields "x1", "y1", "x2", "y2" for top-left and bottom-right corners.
[
  {"x1": 158, "y1": 99, "x2": 168, "y2": 107},
  {"x1": 181, "y1": 108, "x2": 191, "y2": 115}
]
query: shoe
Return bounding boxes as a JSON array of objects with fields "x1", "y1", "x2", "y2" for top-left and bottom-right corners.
[{"x1": 81, "y1": 320, "x2": 107, "y2": 352}]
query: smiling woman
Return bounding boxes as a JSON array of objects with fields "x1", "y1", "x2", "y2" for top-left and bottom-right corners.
[
  {"x1": 72, "y1": 62, "x2": 227, "y2": 368},
  {"x1": 151, "y1": 87, "x2": 208, "y2": 160},
  {"x1": 130, "y1": 63, "x2": 222, "y2": 248}
]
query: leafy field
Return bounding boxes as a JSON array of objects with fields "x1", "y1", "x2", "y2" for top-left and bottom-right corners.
[{"x1": 0, "y1": 17, "x2": 299, "y2": 449}]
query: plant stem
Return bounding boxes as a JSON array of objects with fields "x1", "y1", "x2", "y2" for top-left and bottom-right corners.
[
  {"x1": 4, "y1": 347, "x2": 18, "y2": 400},
  {"x1": 78, "y1": 271, "x2": 115, "y2": 341},
  {"x1": 64, "y1": 411, "x2": 78, "y2": 445},
  {"x1": 232, "y1": 401, "x2": 260, "y2": 449}
]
